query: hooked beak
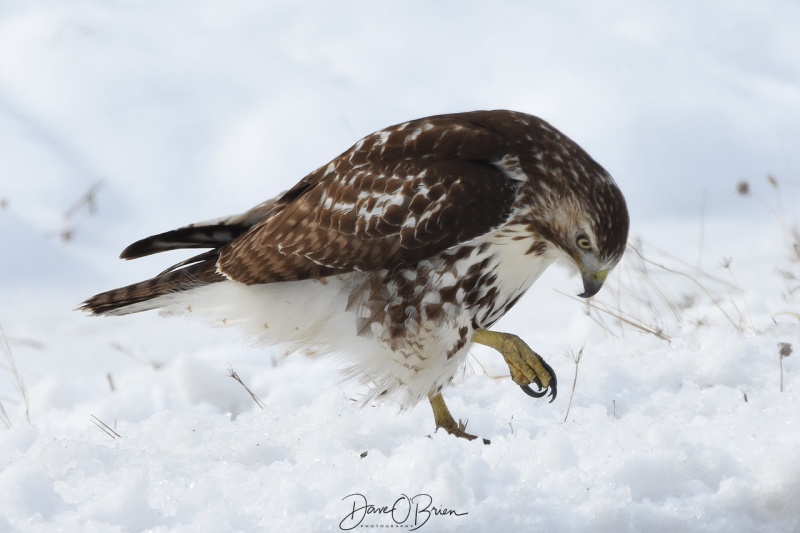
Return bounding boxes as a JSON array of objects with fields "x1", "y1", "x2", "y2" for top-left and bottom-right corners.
[{"x1": 578, "y1": 269, "x2": 609, "y2": 298}]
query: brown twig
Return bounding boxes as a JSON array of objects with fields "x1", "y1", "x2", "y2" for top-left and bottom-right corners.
[
  {"x1": 90, "y1": 414, "x2": 121, "y2": 439},
  {"x1": 556, "y1": 290, "x2": 671, "y2": 341},
  {"x1": 228, "y1": 368, "x2": 265, "y2": 409},
  {"x1": 0, "y1": 324, "x2": 30, "y2": 424},
  {"x1": 779, "y1": 343, "x2": 792, "y2": 393},
  {"x1": 63, "y1": 180, "x2": 103, "y2": 220},
  {"x1": 563, "y1": 346, "x2": 585, "y2": 422}
]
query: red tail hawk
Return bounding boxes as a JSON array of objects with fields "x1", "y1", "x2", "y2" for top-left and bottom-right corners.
[{"x1": 82, "y1": 110, "x2": 629, "y2": 443}]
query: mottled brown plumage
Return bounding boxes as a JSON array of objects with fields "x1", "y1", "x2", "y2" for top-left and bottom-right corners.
[{"x1": 82, "y1": 109, "x2": 629, "y2": 441}]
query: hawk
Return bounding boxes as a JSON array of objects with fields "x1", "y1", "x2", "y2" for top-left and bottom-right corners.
[{"x1": 82, "y1": 110, "x2": 629, "y2": 443}]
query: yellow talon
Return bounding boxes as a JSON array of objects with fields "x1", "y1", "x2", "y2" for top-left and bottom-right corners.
[{"x1": 472, "y1": 329, "x2": 557, "y2": 401}]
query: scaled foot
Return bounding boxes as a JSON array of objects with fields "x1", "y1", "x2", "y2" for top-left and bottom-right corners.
[
  {"x1": 428, "y1": 393, "x2": 491, "y2": 445},
  {"x1": 472, "y1": 329, "x2": 557, "y2": 401}
]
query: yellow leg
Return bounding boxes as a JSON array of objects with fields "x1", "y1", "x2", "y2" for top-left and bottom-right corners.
[
  {"x1": 472, "y1": 329, "x2": 557, "y2": 401},
  {"x1": 428, "y1": 392, "x2": 490, "y2": 445}
]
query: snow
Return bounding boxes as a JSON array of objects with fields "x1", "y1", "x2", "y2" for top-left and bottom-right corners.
[{"x1": 1, "y1": 1, "x2": 799, "y2": 531}]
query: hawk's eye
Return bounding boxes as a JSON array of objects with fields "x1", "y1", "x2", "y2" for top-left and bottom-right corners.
[{"x1": 576, "y1": 235, "x2": 592, "y2": 250}]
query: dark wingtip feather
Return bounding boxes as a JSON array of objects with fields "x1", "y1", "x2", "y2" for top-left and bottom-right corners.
[
  {"x1": 120, "y1": 224, "x2": 250, "y2": 260},
  {"x1": 120, "y1": 232, "x2": 179, "y2": 259}
]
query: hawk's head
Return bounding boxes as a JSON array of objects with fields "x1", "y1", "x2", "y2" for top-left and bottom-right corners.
[
  {"x1": 572, "y1": 172, "x2": 629, "y2": 299},
  {"x1": 528, "y1": 171, "x2": 629, "y2": 298},
  {"x1": 505, "y1": 116, "x2": 629, "y2": 299},
  {"x1": 567, "y1": 192, "x2": 628, "y2": 299}
]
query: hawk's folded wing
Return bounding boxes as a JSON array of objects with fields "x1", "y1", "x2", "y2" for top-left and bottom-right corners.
[{"x1": 218, "y1": 113, "x2": 523, "y2": 284}]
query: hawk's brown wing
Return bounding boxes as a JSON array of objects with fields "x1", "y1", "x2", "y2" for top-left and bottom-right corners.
[{"x1": 218, "y1": 112, "x2": 523, "y2": 285}]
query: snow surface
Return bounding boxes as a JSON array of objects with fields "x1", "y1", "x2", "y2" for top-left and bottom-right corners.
[{"x1": 1, "y1": 1, "x2": 800, "y2": 531}]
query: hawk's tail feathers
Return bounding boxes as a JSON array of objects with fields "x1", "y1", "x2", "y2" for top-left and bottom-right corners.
[{"x1": 80, "y1": 261, "x2": 225, "y2": 316}]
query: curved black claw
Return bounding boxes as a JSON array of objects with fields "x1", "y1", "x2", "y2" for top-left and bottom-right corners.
[{"x1": 519, "y1": 359, "x2": 558, "y2": 403}]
